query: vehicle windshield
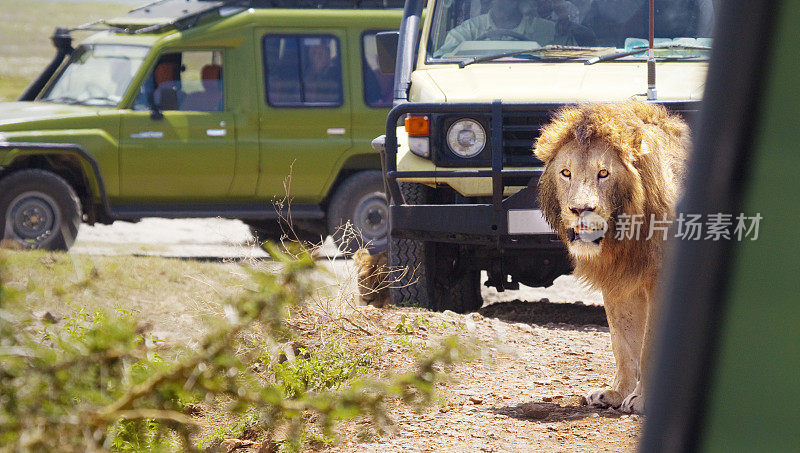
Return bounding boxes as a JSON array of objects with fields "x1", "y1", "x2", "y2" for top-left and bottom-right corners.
[
  {"x1": 39, "y1": 44, "x2": 150, "y2": 107},
  {"x1": 428, "y1": 0, "x2": 714, "y2": 62}
]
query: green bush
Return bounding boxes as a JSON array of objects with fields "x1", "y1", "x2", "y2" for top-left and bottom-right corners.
[{"x1": 272, "y1": 343, "x2": 374, "y2": 399}]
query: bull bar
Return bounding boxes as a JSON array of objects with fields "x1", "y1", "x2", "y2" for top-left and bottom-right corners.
[{"x1": 382, "y1": 100, "x2": 556, "y2": 244}]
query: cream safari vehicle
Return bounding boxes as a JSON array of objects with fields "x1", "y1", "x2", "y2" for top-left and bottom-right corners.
[{"x1": 372, "y1": 0, "x2": 714, "y2": 312}]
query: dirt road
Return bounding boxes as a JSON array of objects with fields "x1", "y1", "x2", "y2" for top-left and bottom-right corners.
[
  {"x1": 70, "y1": 219, "x2": 640, "y2": 452},
  {"x1": 330, "y1": 307, "x2": 640, "y2": 453}
]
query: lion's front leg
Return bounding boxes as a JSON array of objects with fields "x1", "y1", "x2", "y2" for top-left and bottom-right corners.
[
  {"x1": 586, "y1": 289, "x2": 647, "y2": 409},
  {"x1": 621, "y1": 381, "x2": 646, "y2": 413},
  {"x1": 620, "y1": 288, "x2": 656, "y2": 414},
  {"x1": 585, "y1": 387, "x2": 627, "y2": 409}
]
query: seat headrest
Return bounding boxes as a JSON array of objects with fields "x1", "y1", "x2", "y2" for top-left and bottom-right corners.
[{"x1": 201, "y1": 64, "x2": 222, "y2": 81}]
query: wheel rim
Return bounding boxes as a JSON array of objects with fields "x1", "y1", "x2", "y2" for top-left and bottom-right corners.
[
  {"x1": 353, "y1": 192, "x2": 388, "y2": 245},
  {"x1": 5, "y1": 191, "x2": 61, "y2": 246}
]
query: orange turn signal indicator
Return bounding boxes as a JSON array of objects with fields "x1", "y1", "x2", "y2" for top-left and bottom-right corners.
[{"x1": 405, "y1": 115, "x2": 429, "y2": 136}]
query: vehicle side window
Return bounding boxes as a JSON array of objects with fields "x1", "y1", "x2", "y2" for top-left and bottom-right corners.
[
  {"x1": 263, "y1": 34, "x2": 343, "y2": 107},
  {"x1": 361, "y1": 31, "x2": 394, "y2": 108},
  {"x1": 133, "y1": 50, "x2": 224, "y2": 112}
]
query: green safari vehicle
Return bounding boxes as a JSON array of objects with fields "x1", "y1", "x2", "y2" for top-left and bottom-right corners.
[{"x1": 0, "y1": 0, "x2": 402, "y2": 251}]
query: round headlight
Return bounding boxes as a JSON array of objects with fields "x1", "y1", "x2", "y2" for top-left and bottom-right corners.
[{"x1": 446, "y1": 119, "x2": 486, "y2": 158}]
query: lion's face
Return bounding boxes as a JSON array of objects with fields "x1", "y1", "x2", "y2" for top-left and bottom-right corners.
[
  {"x1": 535, "y1": 102, "x2": 688, "y2": 264},
  {"x1": 541, "y1": 141, "x2": 630, "y2": 260}
]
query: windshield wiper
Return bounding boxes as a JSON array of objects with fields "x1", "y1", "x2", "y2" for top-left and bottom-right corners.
[
  {"x1": 43, "y1": 96, "x2": 82, "y2": 105},
  {"x1": 459, "y1": 45, "x2": 600, "y2": 68},
  {"x1": 584, "y1": 44, "x2": 712, "y2": 65}
]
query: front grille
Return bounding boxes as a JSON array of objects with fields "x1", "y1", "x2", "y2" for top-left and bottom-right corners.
[{"x1": 501, "y1": 111, "x2": 551, "y2": 167}]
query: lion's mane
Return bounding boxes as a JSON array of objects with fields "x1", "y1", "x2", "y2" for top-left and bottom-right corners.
[{"x1": 534, "y1": 102, "x2": 690, "y2": 291}]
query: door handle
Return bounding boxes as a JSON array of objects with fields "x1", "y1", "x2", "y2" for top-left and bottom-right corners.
[
  {"x1": 130, "y1": 131, "x2": 163, "y2": 138},
  {"x1": 327, "y1": 128, "x2": 346, "y2": 136}
]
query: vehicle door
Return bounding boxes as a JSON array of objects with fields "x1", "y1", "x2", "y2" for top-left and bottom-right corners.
[
  {"x1": 119, "y1": 49, "x2": 236, "y2": 202},
  {"x1": 256, "y1": 30, "x2": 353, "y2": 202}
]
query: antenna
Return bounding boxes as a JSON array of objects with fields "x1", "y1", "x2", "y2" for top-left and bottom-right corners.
[{"x1": 647, "y1": 0, "x2": 657, "y2": 100}]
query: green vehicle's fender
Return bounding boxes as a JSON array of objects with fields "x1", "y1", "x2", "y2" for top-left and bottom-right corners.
[{"x1": 0, "y1": 137, "x2": 113, "y2": 219}]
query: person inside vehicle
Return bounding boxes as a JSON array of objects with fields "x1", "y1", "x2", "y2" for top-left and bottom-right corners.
[
  {"x1": 182, "y1": 64, "x2": 223, "y2": 111},
  {"x1": 436, "y1": 0, "x2": 560, "y2": 56},
  {"x1": 303, "y1": 41, "x2": 340, "y2": 103},
  {"x1": 133, "y1": 55, "x2": 184, "y2": 111},
  {"x1": 537, "y1": 0, "x2": 596, "y2": 44},
  {"x1": 152, "y1": 60, "x2": 182, "y2": 110},
  {"x1": 364, "y1": 65, "x2": 394, "y2": 106}
]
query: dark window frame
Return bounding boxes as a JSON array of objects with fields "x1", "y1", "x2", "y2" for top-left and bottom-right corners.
[
  {"x1": 360, "y1": 29, "x2": 395, "y2": 109},
  {"x1": 262, "y1": 33, "x2": 344, "y2": 108}
]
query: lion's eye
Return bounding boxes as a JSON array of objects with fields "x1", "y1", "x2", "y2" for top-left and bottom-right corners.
[
  {"x1": 598, "y1": 169, "x2": 609, "y2": 179},
  {"x1": 560, "y1": 169, "x2": 571, "y2": 178}
]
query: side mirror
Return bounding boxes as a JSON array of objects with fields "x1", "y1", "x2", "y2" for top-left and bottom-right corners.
[
  {"x1": 150, "y1": 107, "x2": 164, "y2": 121},
  {"x1": 148, "y1": 93, "x2": 164, "y2": 120},
  {"x1": 376, "y1": 31, "x2": 399, "y2": 74}
]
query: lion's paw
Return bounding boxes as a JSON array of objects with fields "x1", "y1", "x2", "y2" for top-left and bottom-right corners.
[
  {"x1": 621, "y1": 393, "x2": 645, "y2": 414},
  {"x1": 584, "y1": 388, "x2": 624, "y2": 409}
]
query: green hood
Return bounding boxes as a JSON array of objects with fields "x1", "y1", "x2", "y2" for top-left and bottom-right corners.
[{"x1": 0, "y1": 101, "x2": 106, "y2": 128}]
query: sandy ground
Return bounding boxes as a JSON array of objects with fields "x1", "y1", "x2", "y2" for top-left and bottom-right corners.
[
  {"x1": 330, "y1": 308, "x2": 640, "y2": 453},
  {"x1": 71, "y1": 218, "x2": 270, "y2": 259},
  {"x1": 69, "y1": 218, "x2": 640, "y2": 452}
]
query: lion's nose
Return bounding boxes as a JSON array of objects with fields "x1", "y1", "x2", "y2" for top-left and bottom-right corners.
[{"x1": 570, "y1": 205, "x2": 596, "y2": 216}]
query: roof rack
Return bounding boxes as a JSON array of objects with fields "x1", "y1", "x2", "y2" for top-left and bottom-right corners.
[
  {"x1": 126, "y1": 0, "x2": 407, "y2": 16},
  {"x1": 76, "y1": 0, "x2": 406, "y2": 35}
]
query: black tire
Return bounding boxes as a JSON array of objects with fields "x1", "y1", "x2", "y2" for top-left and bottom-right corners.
[
  {"x1": 327, "y1": 170, "x2": 388, "y2": 254},
  {"x1": 388, "y1": 182, "x2": 483, "y2": 313},
  {"x1": 0, "y1": 169, "x2": 82, "y2": 251}
]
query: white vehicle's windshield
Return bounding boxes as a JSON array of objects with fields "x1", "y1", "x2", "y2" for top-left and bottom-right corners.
[
  {"x1": 429, "y1": 0, "x2": 714, "y2": 61},
  {"x1": 40, "y1": 44, "x2": 149, "y2": 107}
]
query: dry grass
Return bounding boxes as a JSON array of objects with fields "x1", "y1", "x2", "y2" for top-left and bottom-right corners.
[
  {"x1": 0, "y1": 0, "x2": 133, "y2": 101},
  {"x1": 0, "y1": 250, "x2": 248, "y2": 344},
  {"x1": 0, "y1": 234, "x2": 416, "y2": 365}
]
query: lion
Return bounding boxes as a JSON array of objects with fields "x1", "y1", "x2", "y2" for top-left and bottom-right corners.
[
  {"x1": 353, "y1": 249, "x2": 390, "y2": 308},
  {"x1": 533, "y1": 101, "x2": 690, "y2": 414}
]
